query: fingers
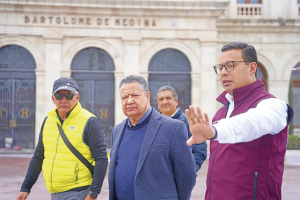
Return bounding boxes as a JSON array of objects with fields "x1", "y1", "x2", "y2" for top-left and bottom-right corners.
[
  {"x1": 195, "y1": 106, "x2": 205, "y2": 123},
  {"x1": 185, "y1": 109, "x2": 194, "y2": 127},
  {"x1": 204, "y1": 113, "x2": 210, "y2": 125},
  {"x1": 186, "y1": 136, "x2": 196, "y2": 146},
  {"x1": 189, "y1": 105, "x2": 200, "y2": 124}
]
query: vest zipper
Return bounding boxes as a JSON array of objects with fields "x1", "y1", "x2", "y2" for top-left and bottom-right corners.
[
  {"x1": 253, "y1": 171, "x2": 258, "y2": 200},
  {"x1": 209, "y1": 142, "x2": 219, "y2": 200},
  {"x1": 50, "y1": 134, "x2": 60, "y2": 193}
]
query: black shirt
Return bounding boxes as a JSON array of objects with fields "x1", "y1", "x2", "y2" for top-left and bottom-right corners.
[{"x1": 20, "y1": 111, "x2": 108, "y2": 194}]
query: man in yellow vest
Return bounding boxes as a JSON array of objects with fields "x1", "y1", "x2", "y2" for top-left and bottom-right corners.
[{"x1": 16, "y1": 77, "x2": 108, "y2": 200}]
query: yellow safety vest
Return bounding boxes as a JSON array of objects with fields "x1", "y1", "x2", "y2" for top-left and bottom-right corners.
[{"x1": 42, "y1": 102, "x2": 96, "y2": 193}]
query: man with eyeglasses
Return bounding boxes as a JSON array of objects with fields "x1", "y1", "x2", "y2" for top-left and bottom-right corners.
[
  {"x1": 17, "y1": 77, "x2": 108, "y2": 200},
  {"x1": 185, "y1": 42, "x2": 293, "y2": 199}
]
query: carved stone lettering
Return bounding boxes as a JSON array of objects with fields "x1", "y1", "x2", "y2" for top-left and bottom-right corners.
[
  {"x1": 123, "y1": 19, "x2": 127, "y2": 26},
  {"x1": 152, "y1": 19, "x2": 156, "y2": 26},
  {"x1": 97, "y1": 18, "x2": 102, "y2": 25},
  {"x1": 22, "y1": 15, "x2": 157, "y2": 27},
  {"x1": 56, "y1": 17, "x2": 61, "y2": 24},
  {"x1": 33, "y1": 16, "x2": 37, "y2": 23},
  {"x1": 86, "y1": 18, "x2": 91, "y2": 25},
  {"x1": 105, "y1": 18, "x2": 109, "y2": 25},
  {"x1": 64, "y1": 17, "x2": 69, "y2": 24},
  {"x1": 130, "y1": 19, "x2": 134, "y2": 26},
  {"x1": 25, "y1": 16, "x2": 29, "y2": 23},
  {"x1": 71, "y1": 18, "x2": 76, "y2": 24},
  {"x1": 41, "y1": 16, "x2": 45, "y2": 23}
]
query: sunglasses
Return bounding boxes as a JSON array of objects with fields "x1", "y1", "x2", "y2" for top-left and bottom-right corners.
[{"x1": 54, "y1": 93, "x2": 77, "y2": 100}]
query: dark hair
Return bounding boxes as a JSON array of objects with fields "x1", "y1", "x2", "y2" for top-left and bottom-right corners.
[
  {"x1": 156, "y1": 85, "x2": 178, "y2": 100},
  {"x1": 119, "y1": 74, "x2": 149, "y2": 95},
  {"x1": 221, "y1": 42, "x2": 258, "y2": 77}
]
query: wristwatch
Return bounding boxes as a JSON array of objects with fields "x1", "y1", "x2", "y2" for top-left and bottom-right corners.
[{"x1": 88, "y1": 191, "x2": 98, "y2": 198}]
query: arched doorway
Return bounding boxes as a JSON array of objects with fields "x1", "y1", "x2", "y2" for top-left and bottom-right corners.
[
  {"x1": 257, "y1": 62, "x2": 268, "y2": 91},
  {"x1": 148, "y1": 48, "x2": 191, "y2": 111},
  {"x1": 289, "y1": 62, "x2": 300, "y2": 134},
  {"x1": 0, "y1": 45, "x2": 36, "y2": 149},
  {"x1": 71, "y1": 47, "x2": 115, "y2": 148}
]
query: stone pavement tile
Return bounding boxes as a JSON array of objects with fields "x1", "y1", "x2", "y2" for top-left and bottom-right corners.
[{"x1": 1, "y1": 153, "x2": 300, "y2": 200}]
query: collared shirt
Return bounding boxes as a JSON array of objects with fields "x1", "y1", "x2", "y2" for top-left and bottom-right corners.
[
  {"x1": 225, "y1": 93, "x2": 235, "y2": 118},
  {"x1": 214, "y1": 95, "x2": 288, "y2": 144},
  {"x1": 171, "y1": 107, "x2": 179, "y2": 118},
  {"x1": 127, "y1": 107, "x2": 152, "y2": 127}
]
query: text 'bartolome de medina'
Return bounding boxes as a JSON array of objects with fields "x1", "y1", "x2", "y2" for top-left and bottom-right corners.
[{"x1": 24, "y1": 15, "x2": 157, "y2": 27}]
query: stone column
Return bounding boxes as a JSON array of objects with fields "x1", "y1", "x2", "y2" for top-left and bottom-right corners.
[
  {"x1": 44, "y1": 37, "x2": 63, "y2": 113},
  {"x1": 191, "y1": 72, "x2": 201, "y2": 105},
  {"x1": 122, "y1": 37, "x2": 141, "y2": 76},
  {"x1": 35, "y1": 69, "x2": 45, "y2": 146},
  {"x1": 199, "y1": 42, "x2": 218, "y2": 117},
  {"x1": 114, "y1": 71, "x2": 126, "y2": 125},
  {"x1": 268, "y1": 79, "x2": 289, "y2": 103}
]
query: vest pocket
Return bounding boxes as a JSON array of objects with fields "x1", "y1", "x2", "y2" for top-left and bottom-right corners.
[
  {"x1": 253, "y1": 171, "x2": 258, "y2": 200},
  {"x1": 74, "y1": 163, "x2": 79, "y2": 181}
]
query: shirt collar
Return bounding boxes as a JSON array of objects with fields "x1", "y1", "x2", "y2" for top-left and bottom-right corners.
[
  {"x1": 171, "y1": 107, "x2": 179, "y2": 117},
  {"x1": 225, "y1": 93, "x2": 234, "y2": 103},
  {"x1": 127, "y1": 107, "x2": 152, "y2": 126}
]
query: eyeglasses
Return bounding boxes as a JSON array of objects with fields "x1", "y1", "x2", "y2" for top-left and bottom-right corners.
[
  {"x1": 54, "y1": 93, "x2": 77, "y2": 100},
  {"x1": 213, "y1": 61, "x2": 250, "y2": 75}
]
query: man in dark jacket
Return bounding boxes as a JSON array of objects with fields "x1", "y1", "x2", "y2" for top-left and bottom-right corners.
[
  {"x1": 185, "y1": 42, "x2": 293, "y2": 200},
  {"x1": 157, "y1": 86, "x2": 207, "y2": 172}
]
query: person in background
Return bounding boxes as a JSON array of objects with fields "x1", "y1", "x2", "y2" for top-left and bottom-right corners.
[{"x1": 157, "y1": 85, "x2": 207, "y2": 172}]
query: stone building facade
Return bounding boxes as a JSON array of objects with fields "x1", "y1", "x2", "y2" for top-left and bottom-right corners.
[{"x1": 0, "y1": 0, "x2": 299, "y2": 148}]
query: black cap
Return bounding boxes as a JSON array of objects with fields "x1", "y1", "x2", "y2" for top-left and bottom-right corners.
[{"x1": 52, "y1": 77, "x2": 79, "y2": 94}]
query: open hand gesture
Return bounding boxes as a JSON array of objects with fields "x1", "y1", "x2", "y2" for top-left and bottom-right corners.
[{"x1": 185, "y1": 105, "x2": 215, "y2": 146}]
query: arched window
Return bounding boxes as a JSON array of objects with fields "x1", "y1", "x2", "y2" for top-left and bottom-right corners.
[
  {"x1": 71, "y1": 48, "x2": 115, "y2": 148},
  {"x1": 257, "y1": 62, "x2": 268, "y2": 91},
  {"x1": 289, "y1": 63, "x2": 300, "y2": 132},
  {"x1": 148, "y1": 49, "x2": 191, "y2": 111},
  {"x1": 0, "y1": 45, "x2": 36, "y2": 149}
]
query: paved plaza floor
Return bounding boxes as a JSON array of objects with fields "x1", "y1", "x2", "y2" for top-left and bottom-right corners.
[{"x1": 0, "y1": 150, "x2": 299, "y2": 200}]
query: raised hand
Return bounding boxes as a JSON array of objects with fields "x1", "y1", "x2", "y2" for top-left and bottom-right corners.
[{"x1": 185, "y1": 105, "x2": 215, "y2": 146}]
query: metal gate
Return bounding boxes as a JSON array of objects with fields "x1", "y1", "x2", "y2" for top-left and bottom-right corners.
[
  {"x1": 149, "y1": 49, "x2": 191, "y2": 111},
  {"x1": 0, "y1": 45, "x2": 36, "y2": 149},
  {"x1": 71, "y1": 47, "x2": 115, "y2": 148}
]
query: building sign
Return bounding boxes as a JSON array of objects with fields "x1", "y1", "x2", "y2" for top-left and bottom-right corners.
[{"x1": 24, "y1": 15, "x2": 157, "y2": 27}]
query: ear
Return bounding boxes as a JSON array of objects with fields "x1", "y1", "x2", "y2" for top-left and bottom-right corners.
[
  {"x1": 249, "y1": 62, "x2": 257, "y2": 77},
  {"x1": 146, "y1": 91, "x2": 150, "y2": 102},
  {"x1": 175, "y1": 99, "x2": 179, "y2": 106},
  {"x1": 76, "y1": 94, "x2": 80, "y2": 103},
  {"x1": 52, "y1": 95, "x2": 55, "y2": 104}
]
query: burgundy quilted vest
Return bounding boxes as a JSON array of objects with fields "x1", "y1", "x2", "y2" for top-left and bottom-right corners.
[{"x1": 205, "y1": 80, "x2": 292, "y2": 200}]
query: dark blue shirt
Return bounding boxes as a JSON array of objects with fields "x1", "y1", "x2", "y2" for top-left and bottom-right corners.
[{"x1": 114, "y1": 107, "x2": 152, "y2": 200}]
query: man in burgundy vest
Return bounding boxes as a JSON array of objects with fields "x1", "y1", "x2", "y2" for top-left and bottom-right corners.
[{"x1": 185, "y1": 42, "x2": 293, "y2": 200}]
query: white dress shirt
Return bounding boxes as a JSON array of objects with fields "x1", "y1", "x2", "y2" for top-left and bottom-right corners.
[{"x1": 214, "y1": 93, "x2": 288, "y2": 144}]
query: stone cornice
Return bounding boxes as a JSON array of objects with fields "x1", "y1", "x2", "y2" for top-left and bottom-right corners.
[
  {"x1": 217, "y1": 19, "x2": 300, "y2": 26},
  {"x1": 0, "y1": 0, "x2": 230, "y2": 18},
  {"x1": 0, "y1": 0, "x2": 229, "y2": 10},
  {"x1": 217, "y1": 19, "x2": 300, "y2": 32}
]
